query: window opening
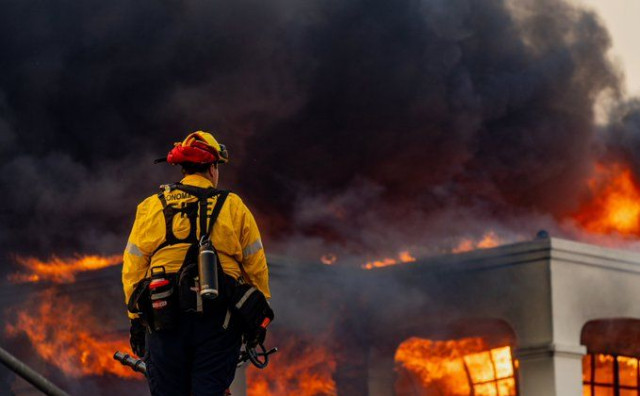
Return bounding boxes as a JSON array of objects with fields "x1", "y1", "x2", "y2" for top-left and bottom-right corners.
[
  {"x1": 583, "y1": 353, "x2": 640, "y2": 396},
  {"x1": 395, "y1": 337, "x2": 518, "y2": 396}
]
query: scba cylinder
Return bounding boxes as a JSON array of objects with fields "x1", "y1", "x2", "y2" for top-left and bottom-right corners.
[{"x1": 198, "y1": 240, "x2": 219, "y2": 299}]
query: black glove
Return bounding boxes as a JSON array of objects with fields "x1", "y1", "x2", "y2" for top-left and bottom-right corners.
[
  {"x1": 246, "y1": 326, "x2": 267, "y2": 349},
  {"x1": 246, "y1": 306, "x2": 273, "y2": 349},
  {"x1": 129, "y1": 318, "x2": 146, "y2": 358}
]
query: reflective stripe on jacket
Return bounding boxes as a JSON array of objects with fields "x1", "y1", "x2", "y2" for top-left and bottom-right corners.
[{"x1": 122, "y1": 174, "x2": 269, "y2": 318}]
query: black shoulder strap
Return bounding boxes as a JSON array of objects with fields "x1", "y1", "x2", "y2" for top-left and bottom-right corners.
[
  {"x1": 199, "y1": 197, "x2": 208, "y2": 242},
  {"x1": 205, "y1": 191, "x2": 230, "y2": 239},
  {"x1": 157, "y1": 190, "x2": 168, "y2": 208}
]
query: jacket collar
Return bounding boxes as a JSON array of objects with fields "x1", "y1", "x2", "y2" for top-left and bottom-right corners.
[{"x1": 180, "y1": 174, "x2": 214, "y2": 188}]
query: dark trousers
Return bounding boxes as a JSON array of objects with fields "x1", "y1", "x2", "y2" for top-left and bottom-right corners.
[{"x1": 145, "y1": 310, "x2": 242, "y2": 396}]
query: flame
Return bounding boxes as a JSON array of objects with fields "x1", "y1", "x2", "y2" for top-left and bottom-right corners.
[
  {"x1": 5, "y1": 289, "x2": 138, "y2": 379},
  {"x1": 247, "y1": 335, "x2": 336, "y2": 396},
  {"x1": 452, "y1": 231, "x2": 502, "y2": 254},
  {"x1": 362, "y1": 250, "x2": 416, "y2": 270},
  {"x1": 9, "y1": 254, "x2": 123, "y2": 284},
  {"x1": 395, "y1": 337, "x2": 517, "y2": 396},
  {"x1": 574, "y1": 163, "x2": 640, "y2": 237},
  {"x1": 583, "y1": 353, "x2": 640, "y2": 395},
  {"x1": 321, "y1": 254, "x2": 337, "y2": 265}
]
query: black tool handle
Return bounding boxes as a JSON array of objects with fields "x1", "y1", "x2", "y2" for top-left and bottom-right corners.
[{"x1": 113, "y1": 351, "x2": 147, "y2": 376}]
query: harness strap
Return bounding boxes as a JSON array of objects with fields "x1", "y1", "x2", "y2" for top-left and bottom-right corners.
[
  {"x1": 168, "y1": 183, "x2": 221, "y2": 241},
  {"x1": 157, "y1": 191, "x2": 168, "y2": 208},
  {"x1": 206, "y1": 191, "x2": 230, "y2": 238},
  {"x1": 151, "y1": 184, "x2": 229, "y2": 256},
  {"x1": 199, "y1": 198, "x2": 208, "y2": 242}
]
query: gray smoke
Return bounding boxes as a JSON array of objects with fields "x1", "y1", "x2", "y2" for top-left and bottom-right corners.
[
  {"x1": 604, "y1": 99, "x2": 640, "y2": 165},
  {"x1": 0, "y1": 0, "x2": 631, "y2": 266}
]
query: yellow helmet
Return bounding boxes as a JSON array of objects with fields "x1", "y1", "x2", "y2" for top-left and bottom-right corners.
[{"x1": 162, "y1": 131, "x2": 229, "y2": 165}]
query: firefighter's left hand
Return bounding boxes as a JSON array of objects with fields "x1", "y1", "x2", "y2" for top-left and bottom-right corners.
[{"x1": 246, "y1": 326, "x2": 266, "y2": 349}]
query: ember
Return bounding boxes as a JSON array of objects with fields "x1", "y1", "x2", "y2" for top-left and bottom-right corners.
[
  {"x1": 5, "y1": 289, "x2": 137, "y2": 379},
  {"x1": 395, "y1": 337, "x2": 517, "y2": 396},
  {"x1": 321, "y1": 254, "x2": 338, "y2": 265},
  {"x1": 247, "y1": 335, "x2": 336, "y2": 396},
  {"x1": 9, "y1": 254, "x2": 123, "y2": 284},
  {"x1": 574, "y1": 163, "x2": 640, "y2": 237}
]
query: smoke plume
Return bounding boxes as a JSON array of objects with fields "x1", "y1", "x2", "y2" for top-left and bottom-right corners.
[{"x1": 0, "y1": 0, "x2": 632, "y2": 265}]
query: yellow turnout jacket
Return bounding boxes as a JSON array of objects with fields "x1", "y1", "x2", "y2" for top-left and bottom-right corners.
[{"x1": 122, "y1": 174, "x2": 269, "y2": 318}]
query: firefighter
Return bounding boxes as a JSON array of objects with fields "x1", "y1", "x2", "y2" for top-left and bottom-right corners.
[{"x1": 122, "y1": 131, "x2": 270, "y2": 396}]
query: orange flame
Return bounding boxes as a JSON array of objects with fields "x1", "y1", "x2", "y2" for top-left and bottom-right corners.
[
  {"x1": 583, "y1": 353, "x2": 639, "y2": 395},
  {"x1": 452, "y1": 231, "x2": 502, "y2": 254},
  {"x1": 5, "y1": 290, "x2": 138, "y2": 379},
  {"x1": 362, "y1": 250, "x2": 416, "y2": 270},
  {"x1": 395, "y1": 337, "x2": 517, "y2": 396},
  {"x1": 247, "y1": 336, "x2": 336, "y2": 396},
  {"x1": 9, "y1": 254, "x2": 123, "y2": 284},
  {"x1": 574, "y1": 163, "x2": 640, "y2": 237}
]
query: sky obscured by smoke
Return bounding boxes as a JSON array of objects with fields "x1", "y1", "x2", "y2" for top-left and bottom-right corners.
[{"x1": 0, "y1": 0, "x2": 637, "y2": 265}]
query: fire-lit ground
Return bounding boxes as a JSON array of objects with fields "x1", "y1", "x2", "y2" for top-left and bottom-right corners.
[
  {"x1": 246, "y1": 335, "x2": 337, "y2": 396},
  {"x1": 395, "y1": 337, "x2": 517, "y2": 396}
]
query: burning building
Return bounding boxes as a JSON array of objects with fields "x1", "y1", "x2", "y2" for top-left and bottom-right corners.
[
  {"x1": 366, "y1": 235, "x2": 640, "y2": 396},
  {"x1": 239, "y1": 235, "x2": 640, "y2": 396},
  {"x1": 5, "y1": 235, "x2": 640, "y2": 396}
]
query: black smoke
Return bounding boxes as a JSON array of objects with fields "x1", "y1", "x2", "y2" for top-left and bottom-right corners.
[{"x1": 0, "y1": 0, "x2": 629, "y2": 265}]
